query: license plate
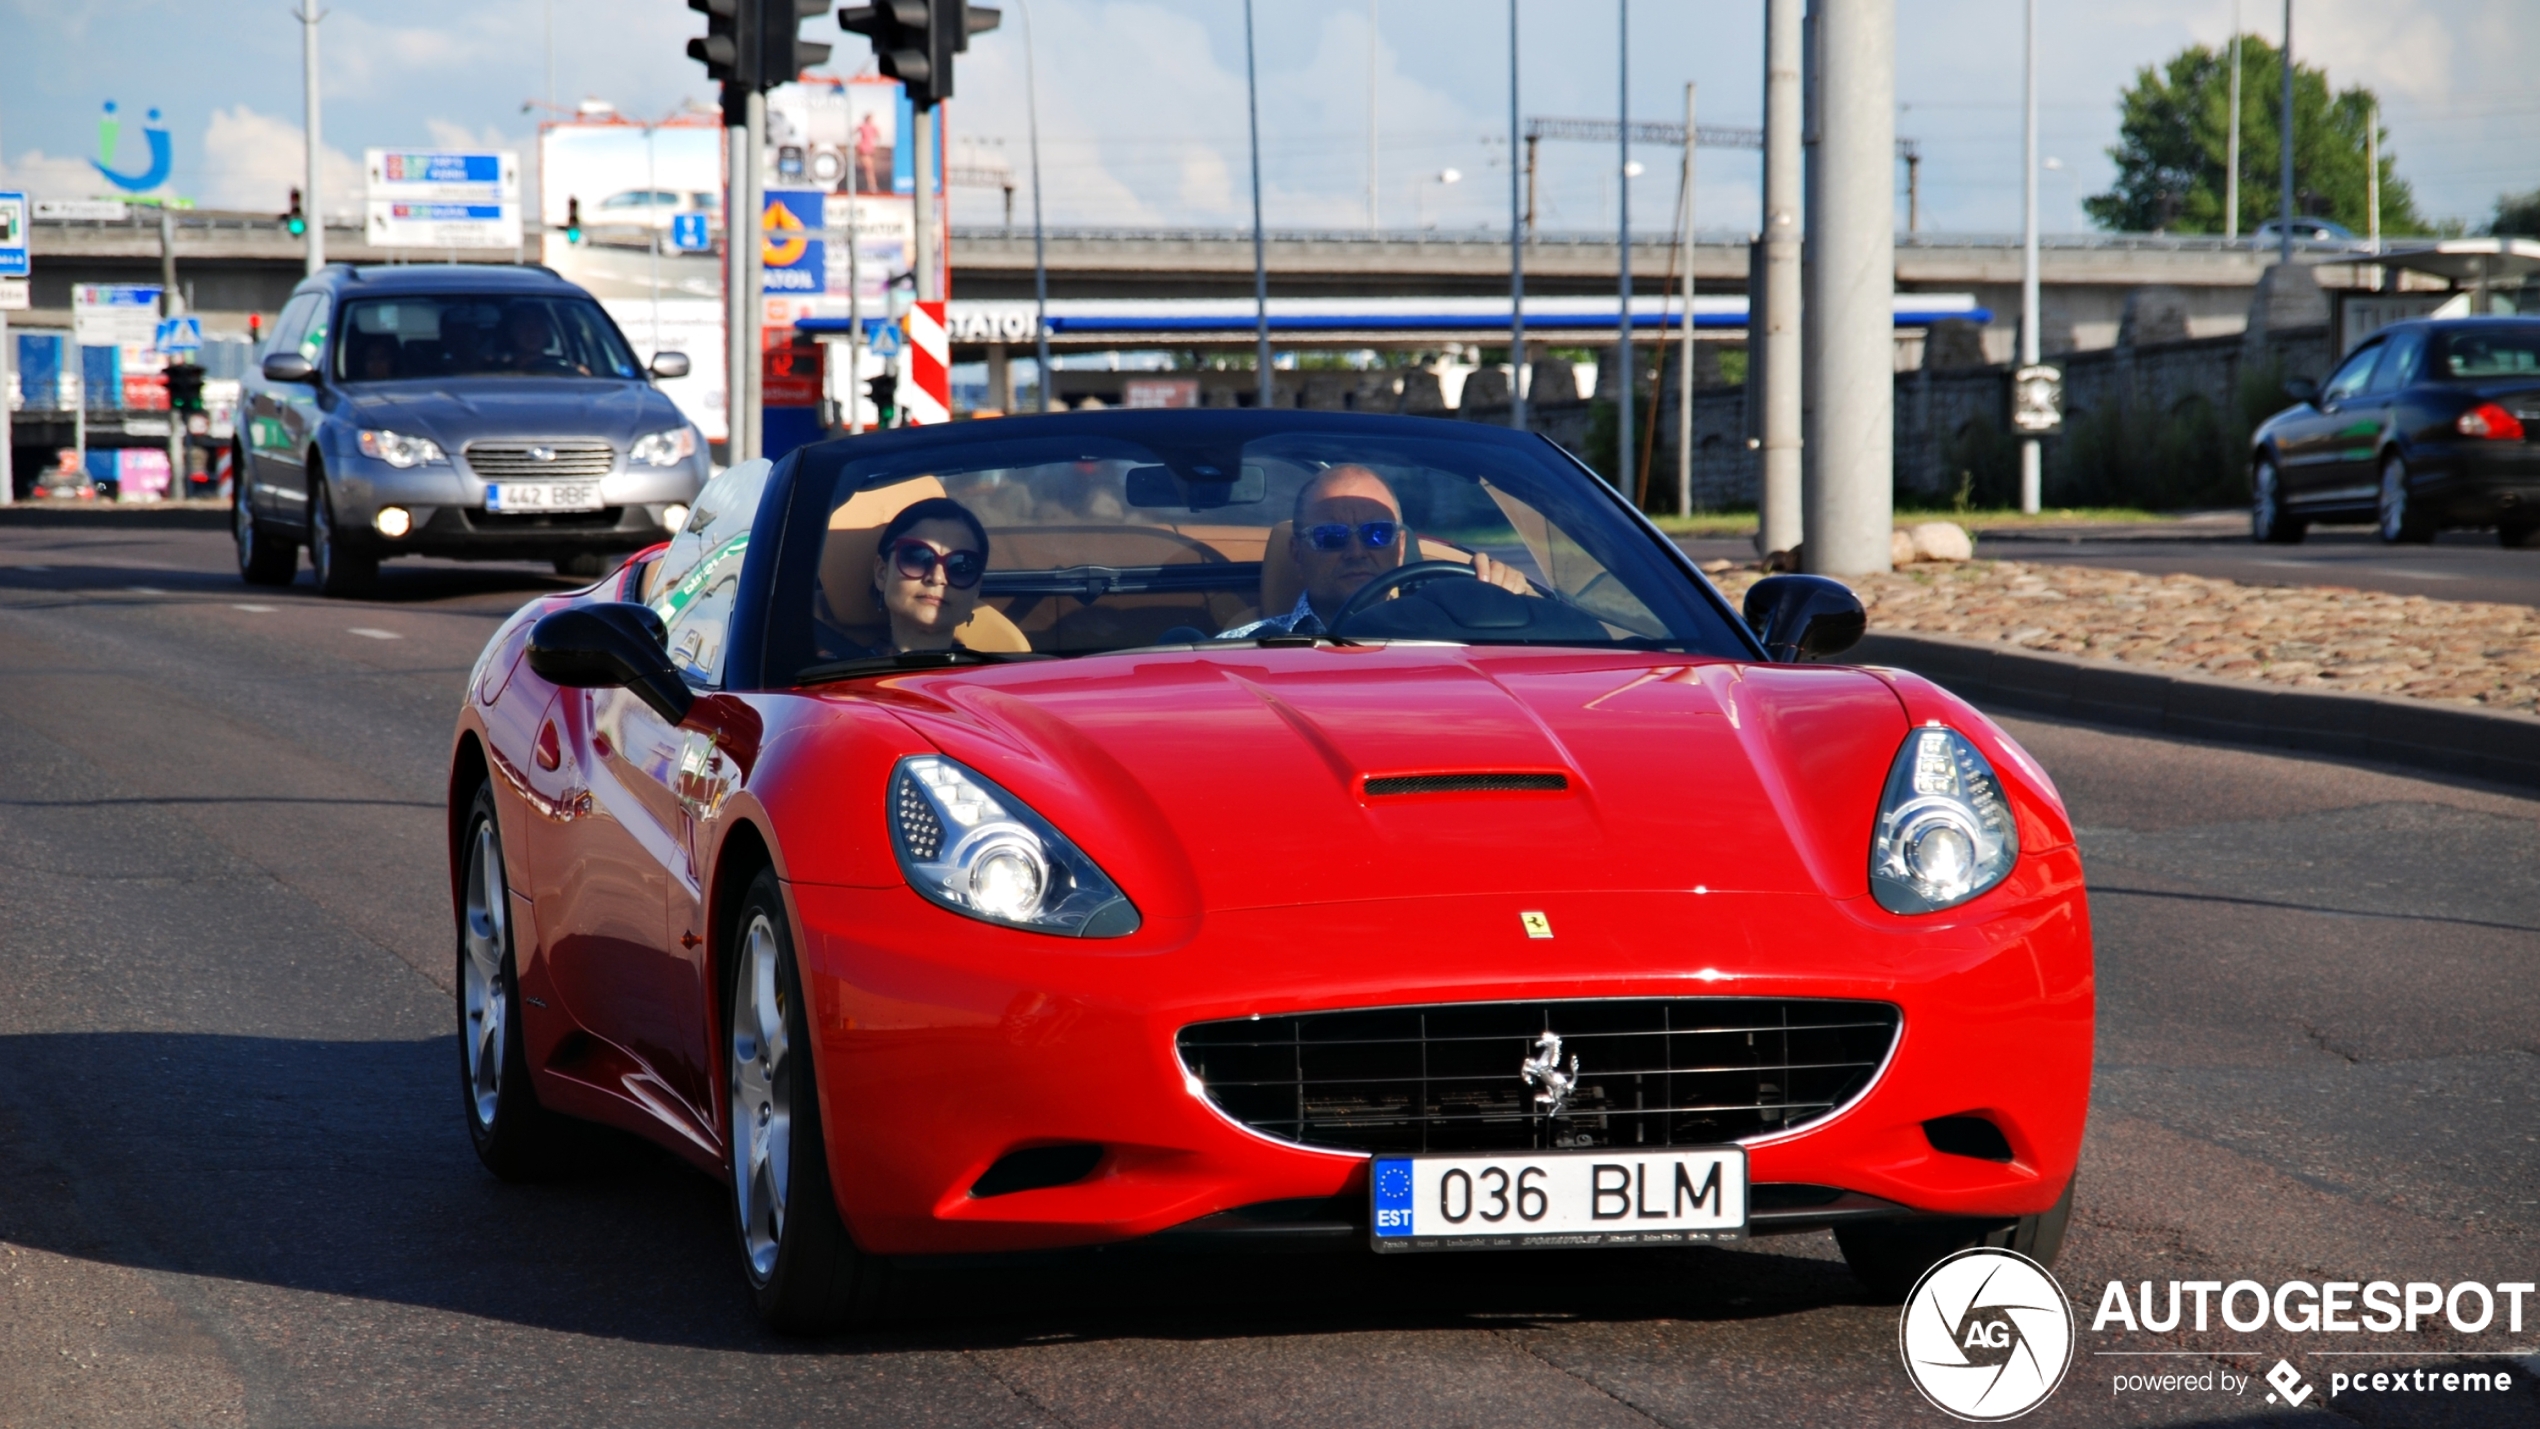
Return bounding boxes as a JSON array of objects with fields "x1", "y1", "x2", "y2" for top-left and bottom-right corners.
[
  {"x1": 485, "y1": 481, "x2": 602, "y2": 512},
  {"x1": 1371, "y1": 1148, "x2": 1746, "y2": 1252}
]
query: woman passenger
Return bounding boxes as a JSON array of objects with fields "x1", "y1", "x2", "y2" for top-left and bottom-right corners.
[{"x1": 869, "y1": 496, "x2": 990, "y2": 653}]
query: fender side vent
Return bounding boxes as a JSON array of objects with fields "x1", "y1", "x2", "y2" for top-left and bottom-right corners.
[
  {"x1": 970, "y1": 1143, "x2": 1104, "y2": 1198},
  {"x1": 1365, "y1": 772, "x2": 1568, "y2": 797},
  {"x1": 1924, "y1": 1115, "x2": 2015, "y2": 1162}
]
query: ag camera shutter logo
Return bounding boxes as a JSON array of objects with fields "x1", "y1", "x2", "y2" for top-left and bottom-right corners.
[{"x1": 1899, "y1": 1248, "x2": 2075, "y2": 1421}]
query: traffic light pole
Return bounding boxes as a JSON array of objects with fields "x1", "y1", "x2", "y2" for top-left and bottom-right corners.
[
  {"x1": 743, "y1": 87, "x2": 766, "y2": 457},
  {"x1": 911, "y1": 107, "x2": 937, "y2": 304},
  {"x1": 298, "y1": 4, "x2": 324, "y2": 274},
  {"x1": 725, "y1": 115, "x2": 756, "y2": 463}
]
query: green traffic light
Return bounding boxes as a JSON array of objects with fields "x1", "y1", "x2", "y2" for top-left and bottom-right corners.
[{"x1": 286, "y1": 216, "x2": 306, "y2": 236}]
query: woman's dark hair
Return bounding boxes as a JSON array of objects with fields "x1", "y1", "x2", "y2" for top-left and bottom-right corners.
[{"x1": 874, "y1": 495, "x2": 989, "y2": 565}]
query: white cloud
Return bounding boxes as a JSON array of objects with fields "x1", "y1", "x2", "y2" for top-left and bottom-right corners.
[
  {"x1": 198, "y1": 106, "x2": 363, "y2": 219},
  {"x1": 0, "y1": 147, "x2": 111, "y2": 201}
]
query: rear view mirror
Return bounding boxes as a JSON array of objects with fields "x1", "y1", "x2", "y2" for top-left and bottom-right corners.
[
  {"x1": 1124, "y1": 463, "x2": 1269, "y2": 510},
  {"x1": 526, "y1": 602, "x2": 695, "y2": 725},
  {"x1": 1742, "y1": 574, "x2": 1866, "y2": 663},
  {"x1": 262, "y1": 353, "x2": 315, "y2": 383},
  {"x1": 2283, "y1": 376, "x2": 2319, "y2": 405},
  {"x1": 649, "y1": 351, "x2": 691, "y2": 379}
]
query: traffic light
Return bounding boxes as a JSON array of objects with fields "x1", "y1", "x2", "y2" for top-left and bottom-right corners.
[
  {"x1": 565, "y1": 196, "x2": 583, "y2": 244},
  {"x1": 865, "y1": 370, "x2": 898, "y2": 426},
  {"x1": 687, "y1": 0, "x2": 748, "y2": 85},
  {"x1": 691, "y1": 0, "x2": 828, "y2": 91},
  {"x1": 840, "y1": 0, "x2": 1001, "y2": 109},
  {"x1": 283, "y1": 187, "x2": 306, "y2": 237},
  {"x1": 165, "y1": 363, "x2": 206, "y2": 413},
  {"x1": 763, "y1": 0, "x2": 831, "y2": 85}
]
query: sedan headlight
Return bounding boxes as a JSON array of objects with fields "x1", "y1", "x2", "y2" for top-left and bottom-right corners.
[
  {"x1": 357, "y1": 429, "x2": 446, "y2": 468},
  {"x1": 630, "y1": 426, "x2": 698, "y2": 467},
  {"x1": 888, "y1": 755, "x2": 1140, "y2": 937},
  {"x1": 1870, "y1": 725, "x2": 2019, "y2": 914}
]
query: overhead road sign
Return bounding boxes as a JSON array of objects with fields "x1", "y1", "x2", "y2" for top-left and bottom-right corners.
[{"x1": 364, "y1": 149, "x2": 521, "y2": 249}]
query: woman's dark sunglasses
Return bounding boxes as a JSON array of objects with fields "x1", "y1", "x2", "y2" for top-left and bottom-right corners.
[
  {"x1": 1302, "y1": 520, "x2": 1402, "y2": 552},
  {"x1": 889, "y1": 538, "x2": 985, "y2": 589}
]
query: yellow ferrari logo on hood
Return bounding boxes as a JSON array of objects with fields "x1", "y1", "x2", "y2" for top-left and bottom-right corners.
[{"x1": 1520, "y1": 911, "x2": 1553, "y2": 939}]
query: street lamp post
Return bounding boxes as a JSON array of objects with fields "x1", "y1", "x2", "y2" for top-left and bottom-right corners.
[
  {"x1": 1244, "y1": 0, "x2": 1271, "y2": 408},
  {"x1": 1614, "y1": 0, "x2": 1632, "y2": 500},
  {"x1": 2020, "y1": 0, "x2": 2040, "y2": 515},
  {"x1": 1507, "y1": 0, "x2": 1525, "y2": 432},
  {"x1": 296, "y1": 4, "x2": 325, "y2": 274},
  {"x1": 1017, "y1": 0, "x2": 1051, "y2": 412}
]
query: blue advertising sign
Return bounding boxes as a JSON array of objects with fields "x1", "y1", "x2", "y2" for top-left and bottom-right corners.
[
  {"x1": 759, "y1": 190, "x2": 825, "y2": 294},
  {"x1": 670, "y1": 211, "x2": 710, "y2": 252},
  {"x1": 0, "y1": 191, "x2": 26, "y2": 277}
]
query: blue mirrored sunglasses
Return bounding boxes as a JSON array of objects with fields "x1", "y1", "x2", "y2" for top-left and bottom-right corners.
[{"x1": 1303, "y1": 521, "x2": 1402, "y2": 552}]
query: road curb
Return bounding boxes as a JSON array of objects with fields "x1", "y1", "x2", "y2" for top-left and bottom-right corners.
[{"x1": 1854, "y1": 630, "x2": 2540, "y2": 793}]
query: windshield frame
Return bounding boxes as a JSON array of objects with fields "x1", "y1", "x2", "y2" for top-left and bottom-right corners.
[{"x1": 752, "y1": 411, "x2": 1766, "y2": 689}]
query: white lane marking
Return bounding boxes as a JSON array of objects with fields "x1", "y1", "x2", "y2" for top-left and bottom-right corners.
[
  {"x1": 14, "y1": 564, "x2": 50, "y2": 572},
  {"x1": 346, "y1": 627, "x2": 402, "y2": 640},
  {"x1": 126, "y1": 585, "x2": 168, "y2": 595},
  {"x1": 233, "y1": 604, "x2": 277, "y2": 613}
]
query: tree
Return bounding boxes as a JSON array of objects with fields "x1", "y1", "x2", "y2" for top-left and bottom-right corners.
[
  {"x1": 2086, "y1": 34, "x2": 2429, "y2": 237},
  {"x1": 2491, "y1": 190, "x2": 2540, "y2": 239}
]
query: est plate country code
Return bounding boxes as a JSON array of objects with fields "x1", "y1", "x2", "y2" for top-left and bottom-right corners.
[{"x1": 1371, "y1": 1147, "x2": 1746, "y2": 1252}]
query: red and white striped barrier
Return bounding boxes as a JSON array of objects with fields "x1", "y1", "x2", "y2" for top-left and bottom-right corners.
[{"x1": 901, "y1": 300, "x2": 950, "y2": 426}]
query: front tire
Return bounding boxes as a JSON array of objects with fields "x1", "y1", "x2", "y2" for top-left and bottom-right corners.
[
  {"x1": 234, "y1": 452, "x2": 298, "y2": 586},
  {"x1": 457, "y1": 781, "x2": 568, "y2": 1179},
  {"x1": 2251, "y1": 456, "x2": 2306, "y2": 544},
  {"x1": 727, "y1": 868, "x2": 881, "y2": 1332},
  {"x1": 309, "y1": 467, "x2": 379, "y2": 597},
  {"x1": 1835, "y1": 1177, "x2": 2075, "y2": 1303},
  {"x1": 2378, "y1": 453, "x2": 2437, "y2": 544}
]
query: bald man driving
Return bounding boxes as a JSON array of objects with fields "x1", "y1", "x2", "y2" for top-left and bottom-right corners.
[{"x1": 1219, "y1": 465, "x2": 1529, "y2": 638}]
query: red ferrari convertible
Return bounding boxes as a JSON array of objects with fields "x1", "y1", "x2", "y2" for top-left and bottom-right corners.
[{"x1": 448, "y1": 410, "x2": 2091, "y2": 1329}]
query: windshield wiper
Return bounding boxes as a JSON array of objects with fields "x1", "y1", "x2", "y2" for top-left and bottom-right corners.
[{"x1": 795, "y1": 649, "x2": 1025, "y2": 686}]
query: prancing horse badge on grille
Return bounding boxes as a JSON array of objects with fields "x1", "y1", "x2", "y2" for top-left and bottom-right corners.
[{"x1": 1521, "y1": 1030, "x2": 1579, "y2": 1116}]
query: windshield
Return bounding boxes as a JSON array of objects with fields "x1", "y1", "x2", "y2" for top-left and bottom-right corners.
[
  {"x1": 767, "y1": 414, "x2": 1753, "y2": 680},
  {"x1": 333, "y1": 295, "x2": 641, "y2": 382},
  {"x1": 2433, "y1": 326, "x2": 2540, "y2": 381}
]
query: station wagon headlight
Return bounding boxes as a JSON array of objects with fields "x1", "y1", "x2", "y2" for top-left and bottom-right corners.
[
  {"x1": 630, "y1": 427, "x2": 697, "y2": 467},
  {"x1": 357, "y1": 429, "x2": 446, "y2": 468},
  {"x1": 888, "y1": 755, "x2": 1140, "y2": 937},
  {"x1": 1869, "y1": 726, "x2": 2019, "y2": 914}
]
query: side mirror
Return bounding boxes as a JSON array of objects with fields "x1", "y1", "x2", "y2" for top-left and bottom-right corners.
[
  {"x1": 261, "y1": 352, "x2": 316, "y2": 383},
  {"x1": 1742, "y1": 574, "x2": 1867, "y2": 663},
  {"x1": 649, "y1": 351, "x2": 691, "y2": 379},
  {"x1": 2283, "y1": 376, "x2": 2319, "y2": 405},
  {"x1": 526, "y1": 602, "x2": 695, "y2": 725}
]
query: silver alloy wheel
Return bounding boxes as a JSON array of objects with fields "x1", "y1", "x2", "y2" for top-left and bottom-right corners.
[
  {"x1": 731, "y1": 912, "x2": 793, "y2": 1282},
  {"x1": 460, "y1": 818, "x2": 509, "y2": 1129},
  {"x1": 2379, "y1": 455, "x2": 2411, "y2": 541}
]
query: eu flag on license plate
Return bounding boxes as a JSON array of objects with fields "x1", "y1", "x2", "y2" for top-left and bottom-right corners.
[{"x1": 1372, "y1": 1158, "x2": 1414, "y2": 1237}]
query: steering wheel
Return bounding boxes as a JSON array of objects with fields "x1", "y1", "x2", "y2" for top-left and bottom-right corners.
[{"x1": 1329, "y1": 560, "x2": 1483, "y2": 629}]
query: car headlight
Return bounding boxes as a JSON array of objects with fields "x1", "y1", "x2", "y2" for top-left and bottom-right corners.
[
  {"x1": 1870, "y1": 725, "x2": 2019, "y2": 914},
  {"x1": 357, "y1": 429, "x2": 446, "y2": 468},
  {"x1": 888, "y1": 755, "x2": 1140, "y2": 937},
  {"x1": 630, "y1": 427, "x2": 698, "y2": 467}
]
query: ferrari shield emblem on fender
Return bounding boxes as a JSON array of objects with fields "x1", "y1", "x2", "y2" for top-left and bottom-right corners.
[{"x1": 1519, "y1": 910, "x2": 1553, "y2": 939}]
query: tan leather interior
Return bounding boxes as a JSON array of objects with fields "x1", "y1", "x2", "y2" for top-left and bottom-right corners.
[{"x1": 816, "y1": 477, "x2": 1031, "y2": 653}]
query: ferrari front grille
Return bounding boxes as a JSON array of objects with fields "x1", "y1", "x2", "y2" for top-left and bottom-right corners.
[
  {"x1": 464, "y1": 440, "x2": 616, "y2": 481},
  {"x1": 1176, "y1": 998, "x2": 1900, "y2": 1154}
]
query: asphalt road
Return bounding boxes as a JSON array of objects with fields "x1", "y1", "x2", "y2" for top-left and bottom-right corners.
[{"x1": 3, "y1": 513, "x2": 2536, "y2": 1428}]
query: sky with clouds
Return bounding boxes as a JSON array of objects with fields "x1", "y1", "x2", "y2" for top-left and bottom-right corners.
[{"x1": 1, "y1": 0, "x2": 2531, "y2": 239}]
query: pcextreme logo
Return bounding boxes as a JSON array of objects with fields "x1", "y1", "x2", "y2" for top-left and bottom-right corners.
[{"x1": 1900, "y1": 1248, "x2": 2076, "y2": 1421}]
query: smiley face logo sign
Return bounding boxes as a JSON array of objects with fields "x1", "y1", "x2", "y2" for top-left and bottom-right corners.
[{"x1": 1899, "y1": 1248, "x2": 2074, "y2": 1421}]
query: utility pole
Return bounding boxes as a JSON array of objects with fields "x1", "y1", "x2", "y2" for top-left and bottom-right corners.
[
  {"x1": 1804, "y1": 0, "x2": 1895, "y2": 577},
  {"x1": 2279, "y1": 0, "x2": 2294, "y2": 266},
  {"x1": 298, "y1": 4, "x2": 325, "y2": 274},
  {"x1": 1367, "y1": 0, "x2": 1380, "y2": 233},
  {"x1": 2019, "y1": 0, "x2": 2040, "y2": 515},
  {"x1": 1614, "y1": 0, "x2": 1632, "y2": 499},
  {"x1": 1019, "y1": 0, "x2": 1050, "y2": 412},
  {"x1": 1507, "y1": 0, "x2": 1525, "y2": 431},
  {"x1": 2225, "y1": 1, "x2": 2241, "y2": 240},
  {"x1": 1245, "y1": 0, "x2": 1271, "y2": 407},
  {"x1": 1677, "y1": 81, "x2": 1696, "y2": 517},
  {"x1": 1758, "y1": 0, "x2": 1803, "y2": 559}
]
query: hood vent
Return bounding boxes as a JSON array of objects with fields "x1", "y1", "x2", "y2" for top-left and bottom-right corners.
[{"x1": 1364, "y1": 771, "x2": 1568, "y2": 797}]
